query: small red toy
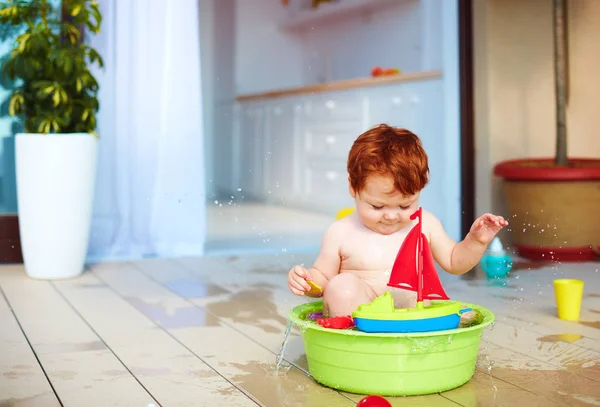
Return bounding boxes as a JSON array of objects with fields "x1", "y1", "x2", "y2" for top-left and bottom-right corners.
[
  {"x1": 356, "y1": 395, "x2": 392, "y2": 407},
  {"x1": 317, "y1": 315, "x2": 354, "y2": 329}
]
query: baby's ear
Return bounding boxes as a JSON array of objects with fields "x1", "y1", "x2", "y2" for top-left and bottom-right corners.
[{"x1": 348, "y1": 178, "x2": 356, "y2": 198}]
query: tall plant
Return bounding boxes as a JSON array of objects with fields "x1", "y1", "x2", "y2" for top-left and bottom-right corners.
[
  {"x1": 553, "y1": 0, "x2": 568, "y2": 166},
  {"x1": 0, "y1": 0, "x2": 102, "y2": 135}
]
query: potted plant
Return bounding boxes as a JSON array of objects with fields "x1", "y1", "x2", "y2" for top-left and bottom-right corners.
[
  {"x1": 493, "y1": 0, "x2": 600, "y2": 262},
  {"x1": 0, "y1": 0, "x2": 103, "y2": 278}
]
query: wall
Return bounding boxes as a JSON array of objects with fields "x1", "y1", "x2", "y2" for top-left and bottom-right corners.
[
  {"x1": 234, "y1": 0, "x2": 434, "y2": 95},
  {"x1": 234, "y1": 0, "x2": 305, "y2": 95},
  {"x1": 298, "y1": 0, "x2": 424, "y2": 84},
  {"x1": 473, "y1": 0, "x2": 600, "y2": 233},
  {"x1": 200, "y1": 0, "x2": 236, "y2": 199}
]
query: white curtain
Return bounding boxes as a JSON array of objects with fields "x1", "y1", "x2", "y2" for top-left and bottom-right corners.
[{"x1": 86, "y1": 0, "x2": 206, "y2": 261}]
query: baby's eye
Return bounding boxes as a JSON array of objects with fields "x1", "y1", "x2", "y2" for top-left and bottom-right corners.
[
  {"x1": 371, "y1": 205, "x2": 383, "y2": 210},
  {"x1": 400, "y1": 205, "x2": 410, "y2": 210}
]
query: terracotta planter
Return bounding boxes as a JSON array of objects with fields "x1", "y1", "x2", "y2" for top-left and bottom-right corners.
[{"x1": 493, "y1": 158, "x2": 600, "y2": 262}]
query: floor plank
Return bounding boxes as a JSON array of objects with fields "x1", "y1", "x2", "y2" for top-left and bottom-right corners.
[
  {"x1": 0, "y1": 267, "x2": 156, "y2": 407},
  {"x1": 91, "y1": 261, "x2": 355, "y2": 407},
  {"x1": 445, "y1": 283, "x2": 600, "y2": 383},
  {"x1": 442, "y1": 370, "x2": 566, "y2": 407},
  {"x1": 479, "y1": 342, "x2": 600, "y2": 406},
  {"x1": 0, "y1": 286, "x2": 61, "y2": 406},
  {"x1": 53, "y1": 267, "x2": 259, "y2": 407},
  {"x1": 447, "y1": 279, "x2": 600, "y2": 351}
]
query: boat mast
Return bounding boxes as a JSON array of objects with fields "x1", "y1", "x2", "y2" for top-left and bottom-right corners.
[{"x1": 416, "y1": 208, "x2": 423, "y2": 305}]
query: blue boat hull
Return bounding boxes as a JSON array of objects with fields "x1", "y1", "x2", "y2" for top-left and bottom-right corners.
[{"x1": 354, "y1": 314, "x2": 461, "y2": 333}]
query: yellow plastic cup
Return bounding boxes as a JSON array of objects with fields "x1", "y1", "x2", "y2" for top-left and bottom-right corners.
[
  {"x1": 553, "y1": 279, "x2": 584, "y2": 321},
  {"x1": 336, "y1": 207, "x2": 355, "y2": 220}
]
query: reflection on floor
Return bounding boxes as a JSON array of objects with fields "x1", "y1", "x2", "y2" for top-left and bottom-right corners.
[
  {"x1": 206, "y1": 202, "x2": 333, "y2": 255},
  {"x1": 1, "y1": 255, "x2": 599, "y2": 406}
]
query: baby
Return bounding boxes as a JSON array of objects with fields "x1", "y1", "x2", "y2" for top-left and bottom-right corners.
[{"x1": 287, "y1": 124, "x2": 508, "y2": 317}]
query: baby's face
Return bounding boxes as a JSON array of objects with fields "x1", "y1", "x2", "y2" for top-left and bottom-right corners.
[{"x1": 349, "y1": 174, "x2": 420, "y2": 235}]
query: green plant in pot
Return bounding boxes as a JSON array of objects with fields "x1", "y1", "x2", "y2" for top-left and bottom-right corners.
[
  {"x1": 0, "y1": 0, "x2": 103, "y2": 279},
  {"x1": 493, "y1": 0, "x2": 600, "y2": 262}
]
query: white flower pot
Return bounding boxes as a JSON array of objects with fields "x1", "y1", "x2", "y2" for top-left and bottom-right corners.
[{"x1": 16, "y1": 133, "x2": 98, "y2": 279}]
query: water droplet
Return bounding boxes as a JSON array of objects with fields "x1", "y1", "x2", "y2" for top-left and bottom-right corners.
[{"x1": 237, "y1": 187, "x2": 243, "y2": 191}]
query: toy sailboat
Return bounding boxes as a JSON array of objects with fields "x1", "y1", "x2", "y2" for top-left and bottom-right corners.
[{"x1": 352, "y1": 208, "x2": 469, "y2": 333}]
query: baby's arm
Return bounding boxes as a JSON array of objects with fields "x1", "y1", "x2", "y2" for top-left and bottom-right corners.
[
  {"x1": 287, "y1": 222, "x2": 342, "y2": 296},
  {"x1": 428, "y1": 212, "x2": 507, "y2": 275}
]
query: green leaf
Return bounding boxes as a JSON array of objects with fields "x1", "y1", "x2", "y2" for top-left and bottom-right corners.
[
  {"x1": 38, "y1": 119, "x2": 49, "y2": 133},
  {"x1": 8, "y1": 93, "x2": 24, "y2": 116},
  {"x1": 67, "y1": 24, "x2": 81, "y2": 45},
  {"x1": 64, "y1": 55, "x2": 73, "y2": 74},
  {"x1": 71, "y1": 4, "x2": 83, "y2": 17},
  {"x1": 52, "y1": 90, "x2": 60, "y2": 107},
  {"x1": 59, "y1": 88, "x2": 68, "y2": 104},
  {"x1": 81, "y1": 108, "x2": 89, "y2": 121}
]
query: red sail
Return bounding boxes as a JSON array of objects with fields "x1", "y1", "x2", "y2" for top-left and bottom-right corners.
[
  {"x1": 420, "y1": 237, "x2": 450, "y2": 300},
  {"x1": 387, "y1": 223, "x2": 419, "y2": 291},
  {"x1": 387, "y1": 208, "x2": 450, "y2": 301}
]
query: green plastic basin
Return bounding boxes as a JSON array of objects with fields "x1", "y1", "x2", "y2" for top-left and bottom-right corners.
[{"x1": 289, "y1": 301, "x2": 495, "y2": 396}]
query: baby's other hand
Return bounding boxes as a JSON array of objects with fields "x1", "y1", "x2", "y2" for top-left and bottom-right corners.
[
  {"x1": 469, "y1": 213, "x2": 508, "y2": 245},
  {"x1": 288, "y1": 265, "x2": 312, "y2": 296}
]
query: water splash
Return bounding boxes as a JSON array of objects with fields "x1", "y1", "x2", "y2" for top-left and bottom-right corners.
[
  {"x1": 480, "y1": 322, "x2": 496, "y2": 379},
  {"x1": 274, "y1": 319, "x2": 293, "y2": 375}
]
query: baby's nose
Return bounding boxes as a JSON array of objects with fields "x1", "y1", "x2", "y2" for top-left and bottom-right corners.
[{"x1": 383, "y1": 210, "x2": 399, "y2": 220}]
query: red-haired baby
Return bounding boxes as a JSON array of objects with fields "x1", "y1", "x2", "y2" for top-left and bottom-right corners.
[{"x1": 287, "y1": 124, "x2": 508, "y2": 317}]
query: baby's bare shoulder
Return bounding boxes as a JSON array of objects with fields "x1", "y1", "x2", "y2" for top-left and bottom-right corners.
[
  {"x1": 331, "y1": 214, "x2": 362, "y2": 232},
  {"x1": 323, "y1": 214, "x2": 362, "y2": 243},
  {"x1": 421, "y1": 209, "x2": 444, "y2": 235}
]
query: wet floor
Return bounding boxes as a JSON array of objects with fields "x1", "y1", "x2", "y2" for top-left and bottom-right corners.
[{"x1": 0, "y1": 255, "x2": 599, "y2": 406}]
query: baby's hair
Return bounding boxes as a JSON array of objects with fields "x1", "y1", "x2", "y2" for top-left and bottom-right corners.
[{"x1": 347, "y1": 124, "x2": 429, "y2": 196}]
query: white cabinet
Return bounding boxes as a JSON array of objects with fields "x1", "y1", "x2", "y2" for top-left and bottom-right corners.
[
  {"x1": 233, "y1": 104, "x2": 265, "y2": 200},
  {"x1": 263, "y1": 101, "x2": 298, "y2": 205},
  {"x1": 232, "y1": 77, "x2": 451, "y2": 218},
  {"x1": 366, "y1": 86, "x2": 412, "y2": 129},
  {"x1": 297, "y1": 91, "x2": 364, "y2": 211}
]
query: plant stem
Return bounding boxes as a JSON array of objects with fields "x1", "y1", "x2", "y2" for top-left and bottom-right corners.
[{"x1": 553, "y1": 0, "x2": 568, "y2": 166}]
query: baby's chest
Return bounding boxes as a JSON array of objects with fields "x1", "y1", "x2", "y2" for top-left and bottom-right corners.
[{"x1": 340, "y1": 235, "x2": 407, "y2": 271}]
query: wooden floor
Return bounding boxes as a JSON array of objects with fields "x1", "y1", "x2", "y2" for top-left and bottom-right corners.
[{"x1": 1, "y1": 254, "x2": 599, "y2": 406}]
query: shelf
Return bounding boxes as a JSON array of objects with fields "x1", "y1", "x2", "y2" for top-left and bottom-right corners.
[
  {"x1": 236, "y1": 70, "x2": 442, "y2": 102},
  {"x1": 279, "y1": 0, "x2": 400, "y2": 30}
]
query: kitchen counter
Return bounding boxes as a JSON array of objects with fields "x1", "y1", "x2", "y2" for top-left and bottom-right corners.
[{"x1": 235, "y1": 70, "x2": 443, "y2": 102}]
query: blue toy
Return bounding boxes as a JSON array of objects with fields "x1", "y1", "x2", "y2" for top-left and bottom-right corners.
[{"x1": 480, "y1": 237, "x2": 513, "y2": 279}]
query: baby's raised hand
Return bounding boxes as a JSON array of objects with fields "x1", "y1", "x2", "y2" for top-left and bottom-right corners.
[
  {"x1": 469, "y1": 213, "x2": 508, "y2": 245},
  {"x1": 287, "y1": 265, "x2": 313, "y2": 296}
]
